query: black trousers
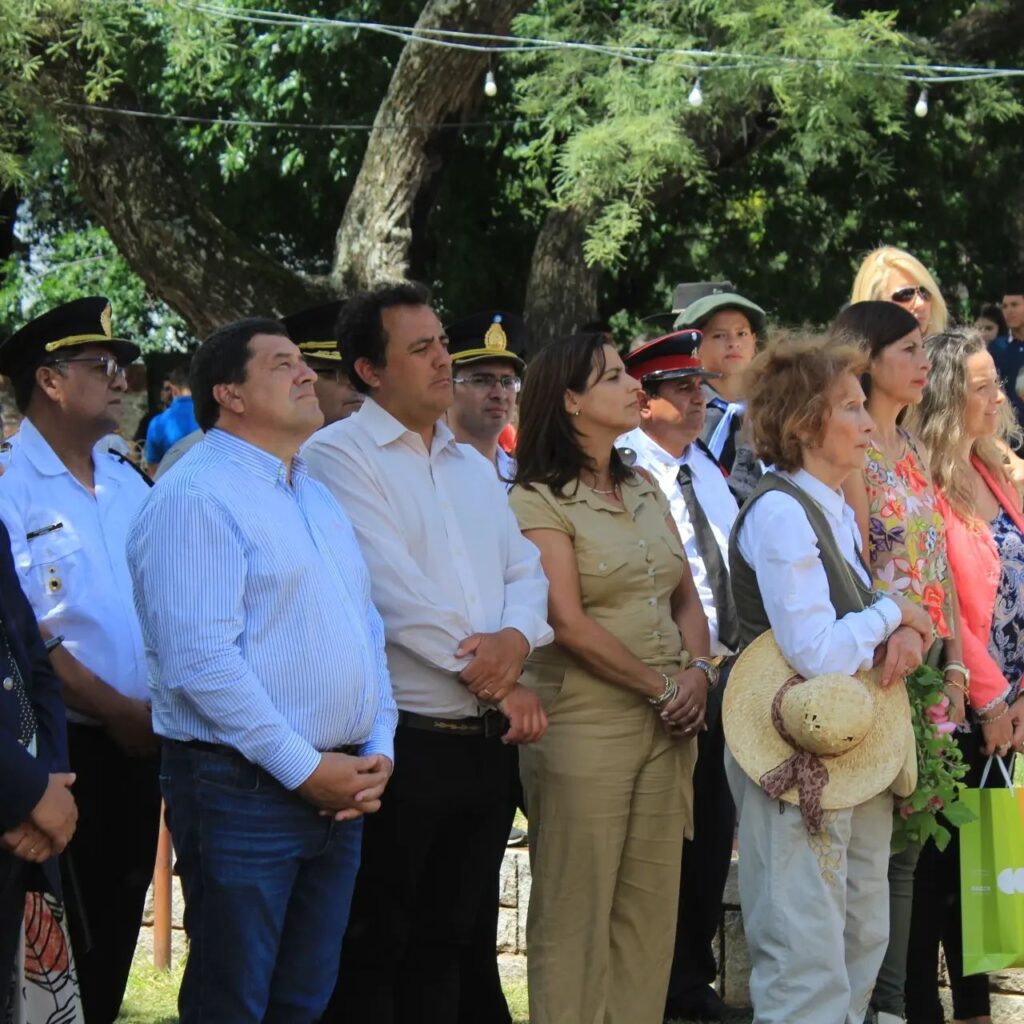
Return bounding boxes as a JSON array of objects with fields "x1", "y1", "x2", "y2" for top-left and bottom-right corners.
[
  {"x1": 665, "y1": 669, "x2": 736, "y2": 1011},
  {"x1": 62, "y1": 724, "x2": 161, "y2": 1024},
  {"x1": 0, "y1": 856, "x2": 26, "y2": 1018},
  {"x1": 905, "y1": 728, "x2": 1010, "y2": 1024},
  {"x1": 324, "y1": 724, "x2": 514, "y2": 1024}
]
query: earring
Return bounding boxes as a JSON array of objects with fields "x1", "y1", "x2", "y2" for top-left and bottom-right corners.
[{"x1": 571, "y1": 409, "x2": 581, "y2": 417}]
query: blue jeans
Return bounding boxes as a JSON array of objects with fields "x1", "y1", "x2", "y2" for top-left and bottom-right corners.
[{"x1": 160, "y1": 741, "x2": 362, "y2": 1024}]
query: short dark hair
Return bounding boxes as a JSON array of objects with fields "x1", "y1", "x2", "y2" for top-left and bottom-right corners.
[
  {"x1": 167, "y1": 365, "x2": 190, "y2": 389},
  {"x1": 190, "y1": 317, "x2": 288, "y2": 432},
  {"x1": 11, "y1": 369, "x2": 35, "y2": 413},
  {"x1": 1003, "y1": 279, "x2": 1024, "y2": 300},
  {"x1": 978, "y1": 302, "x2": 1008, "y2": 336},
  {"x1": 514, "y1": 333, "x2": 633, "y2": 497},
  {"x1": 337, "y1": 281, "x2": 431, "y2": 394}
]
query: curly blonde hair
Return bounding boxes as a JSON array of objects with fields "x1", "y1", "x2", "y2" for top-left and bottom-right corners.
[
  {"x1": 904, "y1": 328, "x2": 1020, "y2": 519},
  {"x1": 745, "y1": 333, "x2": 867, "y2": 473},
  {"x1": 850, "y1": 246, "x2": 949, "y2": 337}
]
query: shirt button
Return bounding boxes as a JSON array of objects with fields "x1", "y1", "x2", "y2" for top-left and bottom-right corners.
[
  {"x1": 2, "y1": 677, "x2": 11, "y2": 691},
  {"x1": 598, "y1": 562, "x2": 608, "y2": 571},
  {"x1": 647, "y1": 597, "x2": 657, "y2": 606},
  {"x1": 638, "y1": 540, "x2": 646, "y2": 548},
  {"x1": 647, "y1": 567, "x2": 656, "y2": 576}
]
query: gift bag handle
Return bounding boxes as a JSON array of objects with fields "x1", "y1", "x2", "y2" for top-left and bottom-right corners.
[{"x1": 979, "y1": 754, "x2": 1017, "y2": 790}]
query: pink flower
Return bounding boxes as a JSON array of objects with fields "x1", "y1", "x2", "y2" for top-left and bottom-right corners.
[
  {"x1": 927, "y1": 795, "x2": 945, "y2": 811},
  {"x1": 899, "y1": 803, "x2": 914, "y2": 819},
  {"x1": 925, "y1": 701, "x2": 949, "y2": 724},
  {"x1": 936, "y1": 722, "x2": 957, "y2": 735}
]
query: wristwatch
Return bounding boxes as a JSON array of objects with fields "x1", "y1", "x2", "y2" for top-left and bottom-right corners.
[{"x1": 687, "y1": 657, "x2": 720, "y2": 689}]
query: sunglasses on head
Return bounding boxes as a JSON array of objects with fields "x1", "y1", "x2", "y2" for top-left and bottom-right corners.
[{"x1": 891, "y1": 285, "x2": 931, "y2": 304}]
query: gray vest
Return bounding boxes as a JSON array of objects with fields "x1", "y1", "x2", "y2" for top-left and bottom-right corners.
[{"x1": 728, "y1": 473, "x2": 875, "y2": 652}]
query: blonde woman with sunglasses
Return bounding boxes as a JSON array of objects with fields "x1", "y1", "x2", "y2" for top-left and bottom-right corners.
[{"x1": 851, "y1": 246, "x2": 949, "y2": 339}]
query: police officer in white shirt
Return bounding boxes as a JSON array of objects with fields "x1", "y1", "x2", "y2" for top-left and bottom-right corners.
[
  {"x1": 0, "y1": 298, "x2": 159, "y2": 1024},
  {"x1": 618, "y1": 329, "x2": 741, "y2": 1023},
  {"x1": 304, "y1": 282, "x2": 552, "y2": 1024},
  {"x1": 444, "y1": 311, "x2": 525, "y2": 489}
]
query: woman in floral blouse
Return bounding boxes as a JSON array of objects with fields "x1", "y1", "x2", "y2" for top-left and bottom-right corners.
[{"x1": 834, "y1": 301, "x2": 965, "y2": 1024}]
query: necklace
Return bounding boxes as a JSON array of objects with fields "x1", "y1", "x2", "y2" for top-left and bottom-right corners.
[{"x1": 591, "y1": 485, "x2": 617, "y2": 494}]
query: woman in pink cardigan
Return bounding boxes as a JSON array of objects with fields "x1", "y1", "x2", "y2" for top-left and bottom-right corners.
[{"x1": 903, "y1": 328, "x2": 1024, "y2": 1024}]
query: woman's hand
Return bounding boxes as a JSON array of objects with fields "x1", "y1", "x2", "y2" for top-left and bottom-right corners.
[
  {"x1": 880, "y1": 626, "x2": 924, "y2": 688},
  {"x1": 1009, "y1": 696, "x2": 1024, "y2": 754},
  {"x1": 890, "y1": 596, "x2": 934, "y2": 646},
  {"x1": 980, "y1": 702, "x2": 1014, "y2": 756},
  {"x1": 942, "y1": 675, "x2": 967, "y2": 726},
  {"x1": 661, "y1": 667, "x2": 708, "y2": 739}
]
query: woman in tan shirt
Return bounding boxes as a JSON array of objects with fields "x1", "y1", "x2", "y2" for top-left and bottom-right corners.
[{"x1": 509, "y1": 332, "x2": 711, "y2": 1024}]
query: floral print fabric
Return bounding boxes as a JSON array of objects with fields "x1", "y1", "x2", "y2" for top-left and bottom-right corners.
[
  {"x1": 987, "y1": 509, "x2": 1024, "y2": 705},
  {"x1": 864, "y1": 431, "x2": 953, "y2": 639}
]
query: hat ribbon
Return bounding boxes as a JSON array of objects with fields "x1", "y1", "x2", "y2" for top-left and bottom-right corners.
[{"x1": 758, "y1": 674, "x2": 829, "y2": 834}]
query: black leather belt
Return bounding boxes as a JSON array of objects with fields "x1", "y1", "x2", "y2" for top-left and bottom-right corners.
[
  {"x1": 176, "y1": 738, "x2": 361, "y2": 758},
  {"x1": 397, "y1": 709, "x2": 508, "y2": 739}
]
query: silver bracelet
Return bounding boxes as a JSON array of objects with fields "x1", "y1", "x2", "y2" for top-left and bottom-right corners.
[
  {"x1": 648, "y1": 673, "x2": 678, "y2": 709},
  {"x1": 867, "y1": 601, "x2": 897, "y2": 642}
]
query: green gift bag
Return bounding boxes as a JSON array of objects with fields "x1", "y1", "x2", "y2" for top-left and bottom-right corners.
[{"x1": 960, "y1": 755, "x2": 1024, "y2": 976}]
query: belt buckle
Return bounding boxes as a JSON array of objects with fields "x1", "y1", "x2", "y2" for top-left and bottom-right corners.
[
  {"x1": 482, "y1": 711, "x2": 508, "y2": 740},
  {"x1": 434, "y1": 719, "x2": 475, "y2": 733}
]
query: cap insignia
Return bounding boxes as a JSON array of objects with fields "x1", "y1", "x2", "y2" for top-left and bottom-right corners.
[{"x1": 484, "y1": 315, "x2": 507, "y2": 352}]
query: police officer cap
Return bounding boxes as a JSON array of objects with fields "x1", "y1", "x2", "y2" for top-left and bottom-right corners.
[
  {"x1": 0, "y1": 297, "x2": 141, "y2": 379},
  {"x1": 624, "y1": 328, "x2": 720, "y2": 386},
  {"x1": 445, "y1": 311, "x2": 527, "y2": 372},
  {"x1": 283, "y1": 300, "x2": 346, "y2": 363}
]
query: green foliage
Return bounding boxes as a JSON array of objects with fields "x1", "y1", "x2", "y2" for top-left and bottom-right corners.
[
  {"x1": 891, "y1": 664, "x2": 975, "y2": 855},
  {"x1": 0, "y1": 223, "x2": 190, "y2": 352},
  {"x1": 512, "y1": 0, "x2": 1022, "y2": 272}
]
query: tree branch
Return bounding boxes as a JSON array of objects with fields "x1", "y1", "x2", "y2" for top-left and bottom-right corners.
[
  {"x1": 332, "y1": 0, "x2": 532, "y2": 292},
  {"x1": 34, "y1": 70, "x2": 330, "y2": 338}
]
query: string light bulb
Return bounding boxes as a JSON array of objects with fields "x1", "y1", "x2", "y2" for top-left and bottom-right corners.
[
  {"x1": 688, "y1": 78, "x2": 704, "y2": 108},
  {"x1": 914, "y1": 88, "x2": 929, "y2": 118},
  {"x1": 484, "y1": 69, "x2": 497, "y2": 98}
]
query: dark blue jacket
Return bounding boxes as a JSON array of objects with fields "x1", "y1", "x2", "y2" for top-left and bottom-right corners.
[{"x1": 0, "y1": 518, "x2": 68, "y2": 891}]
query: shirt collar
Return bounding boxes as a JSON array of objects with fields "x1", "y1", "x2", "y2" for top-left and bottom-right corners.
[
  {"x1": 785, "y1": 467, "x2": 847, "y2": 520},
  {"x1": 358, "y1": 397, "x2": 459, "y2": 456},
  {"x1": 560, "y1": 470, "x2": 658, "y2": 515},
  {"x1": 205, "y1": 428, "x2": 304, "y2": 487},
  {"x1": 18, "y1": 417, "x2": 73, "y2": 478}
]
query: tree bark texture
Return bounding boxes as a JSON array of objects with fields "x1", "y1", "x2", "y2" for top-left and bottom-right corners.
[
  {"x1": 523, "y1": 207, "x2": 601, "y2": 348},
  {"x1": 35, "y1": 72, "x2": 330, "y2": 339},
  {"x1": 331, "y1": 0, "x2": 531, "y2": 292}
]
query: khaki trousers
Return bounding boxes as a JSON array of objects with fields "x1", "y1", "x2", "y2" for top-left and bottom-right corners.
[
  {"x1": 724, "y1": 746, "x2": 892, "y2": 1024},
  {"x1": 520, "y1": 667, "x2": 696, "y2": 1024}
]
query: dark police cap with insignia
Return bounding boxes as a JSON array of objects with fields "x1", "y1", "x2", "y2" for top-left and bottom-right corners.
[
  {"x1": 283, "y1": 300, "x2": 346, "y2": 363},
  {"x1": 0, "y1": 296, "x2": 140, "y2": 379},
  {"x1": 445, "y1": 311, "x2": 527, "y2": 372},
  {"x1": 624, "y1": 328, "x2": 720, "y2": 386}
]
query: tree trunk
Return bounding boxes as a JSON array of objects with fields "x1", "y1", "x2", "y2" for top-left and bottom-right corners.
[
  {"x1": 35, "y1": 73, "x2": 330, "y2": 338},
  {"x1": 332, "y1": 0, "x2": 531, "y2": 292},
  {"x1": 523, "y1": 207, "x2": 601, "y2": 348}
]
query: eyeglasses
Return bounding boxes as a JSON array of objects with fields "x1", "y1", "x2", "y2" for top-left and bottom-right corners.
[
  {"x1": 45, "y1": 355, "x2": 129, "y2": 381},
  {"x1": 890, "y1": 285, "x2": 931, "y2": 305},
  {"x1": 452, "y1": 373, "x2": 522, "y2": 393}
]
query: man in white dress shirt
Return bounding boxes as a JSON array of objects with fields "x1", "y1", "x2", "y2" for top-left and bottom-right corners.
[
  {"x1": 304, "y1": 282, "x2": 552, "y2": 1024},
  {"x1": 0, "y1": 298, "x2": 159, "y2": 1023},
  {"x1": 444, "y1": 311, "x2": 526, "y2": 488},
  {"x1": 618, "y1": 329, "x2": 742, "y2": 1023}
]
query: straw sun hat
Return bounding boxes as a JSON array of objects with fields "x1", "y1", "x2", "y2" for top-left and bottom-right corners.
[{"x1": 723, "y1": 630, "x2": 916, "y2": 832}]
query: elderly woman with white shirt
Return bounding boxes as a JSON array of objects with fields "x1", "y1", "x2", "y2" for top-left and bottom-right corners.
[{"x1": 724, "y1": 335, "x2": 934, "y2": 1024}]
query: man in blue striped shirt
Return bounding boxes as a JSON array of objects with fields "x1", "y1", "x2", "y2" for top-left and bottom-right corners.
[{"x1": 128, "y1": 317, "x2": 397, "y2": 1024}]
